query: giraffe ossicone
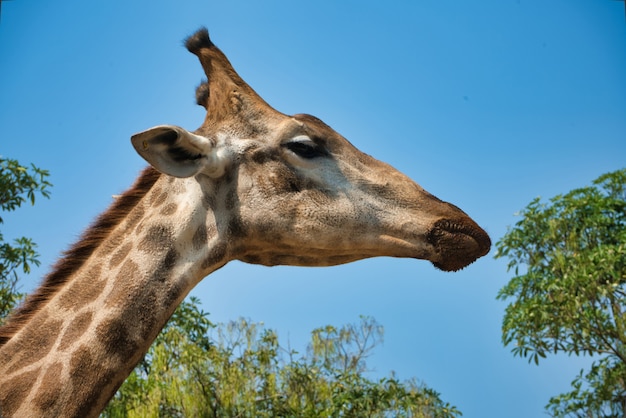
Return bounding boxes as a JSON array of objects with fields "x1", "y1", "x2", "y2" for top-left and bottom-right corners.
[{"x1": 0, "y1": 27, "x2": 490, "y2": 417}]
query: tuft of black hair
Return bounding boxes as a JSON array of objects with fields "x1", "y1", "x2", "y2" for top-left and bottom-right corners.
[{"x1": 185, "y1": 27, "x2": 213, "y2": 54}]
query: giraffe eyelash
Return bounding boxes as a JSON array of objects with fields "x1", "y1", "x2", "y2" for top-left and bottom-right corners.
[{"x1": 282, "y1": 136, "x2": 328, "y2": 159}]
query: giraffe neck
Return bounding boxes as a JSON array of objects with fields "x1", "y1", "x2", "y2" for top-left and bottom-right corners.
[{"x1": 0, "y1": 172, "x2": 228, "y2": 418}]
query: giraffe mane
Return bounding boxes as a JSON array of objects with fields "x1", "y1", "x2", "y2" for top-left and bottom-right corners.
[{"x1": 0, "y1": 167, "x2": 162, "y2": 346}]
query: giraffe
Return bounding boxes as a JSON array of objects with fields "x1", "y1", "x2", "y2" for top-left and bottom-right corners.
[{"x1": 0, "y1": 28, "x2": 490, "y2": 417}]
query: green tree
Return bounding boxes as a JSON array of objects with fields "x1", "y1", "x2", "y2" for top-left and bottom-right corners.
[
  {"x1": 104, "y1": 297, "x2": 460, "y2": 417},
  {"x1": 0, "y1": 157, "x2": 52, "y2": 322},
  {"x1": 495, "y1": 168, "x2": 626, "y2": 417}
]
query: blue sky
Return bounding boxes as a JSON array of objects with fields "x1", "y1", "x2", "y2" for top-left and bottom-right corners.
[{"x1": 1, "y1": 1, "x2": 625, "y2": 416}]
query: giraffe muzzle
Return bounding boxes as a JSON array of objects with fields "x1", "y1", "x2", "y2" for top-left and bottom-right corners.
[{"x1": 427, "y1": 218, "x2": 491, "y2": 272}]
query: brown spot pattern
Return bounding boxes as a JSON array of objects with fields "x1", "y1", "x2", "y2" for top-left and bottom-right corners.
[
  {"x1": 154, "y1": 191, "x2": 169, "y2": 207},
  {"x1": 160, "y1": 203, "x2": 178, "y2": 216},
  {"x1": 58, "y1": 311, "x2": 94, "y2": 351},
  {"x1": 138, "y1": 224, "x2": 173, "y2": 253},
  {"x1": 225, "y1": 189, "x2": 238, "y2": 211},
  {"x1": 154, "y1": 248, "x2": 179, "y2": 282},
  {"x1": 114, "y1": 259, "x2": 139, "y2": 284},
  {"x1": 201, "y1": 242, "x2": 228, "y2": 270},
  {"x1": 0, "y1": 369, "x2": 39, "y2": 416},
  {"x1": 34, "y1": 362, "x2": 63, "y2": 410},
  {"x1": 192, "y1": 227, "x2": 208, "y2": 251},
  {"x1": 58, "y1": 266, "x2": 105, "y2": 311},
  {"x1": 162, "y1": 283, "x2": 185, "y2": 313},
  {"x1": 5, "y1": 316, "x2": 63, "y2": 374},
  {"x1": 109, "y1": 242, "x2": 133, "y2": 269},
  {"x1": 125, "y1": 204, "x2": 145, "y2": 231},
  {"x1": 148, "y1": 186, "x2": 163, "y2": 205},
  {"x1": 95, "y1": 318, "x2": 139, "y2": 361},
  {"x1": 68, "y1": 345, "x2": 118, "y2": 418}
]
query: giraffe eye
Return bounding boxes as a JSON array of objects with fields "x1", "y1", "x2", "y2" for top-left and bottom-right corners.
[{"x1": 283, "y1": 136, "x2": 327, "y2": 159}]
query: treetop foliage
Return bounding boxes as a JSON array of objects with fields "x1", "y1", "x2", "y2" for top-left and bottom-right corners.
[
  {"x1": 0, "y1": 157, "x2": 52, "y2": 321},
  {"x1": 0, "y1": 157, "x2": 51, "y2": 223},
  {"x1": 104, "y1": 297, "x2": 461, "y2": 418},
  {"x1": 495, "y1": 168, "x2": 626, "y2": 417}
]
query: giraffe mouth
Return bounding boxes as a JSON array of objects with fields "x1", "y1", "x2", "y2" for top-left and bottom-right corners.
[{"x1": 427, "y1": 219, "x2": 491, "y2": 272}]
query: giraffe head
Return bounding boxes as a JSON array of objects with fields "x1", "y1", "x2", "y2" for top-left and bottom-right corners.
[{"x1": 132, "y1": 28, "x2": 490, "y2": 272}]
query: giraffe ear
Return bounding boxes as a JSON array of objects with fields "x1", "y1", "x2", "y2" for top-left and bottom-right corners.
[{"x1": 131, "y1": 125, "x2": 216, "y2": 178}]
